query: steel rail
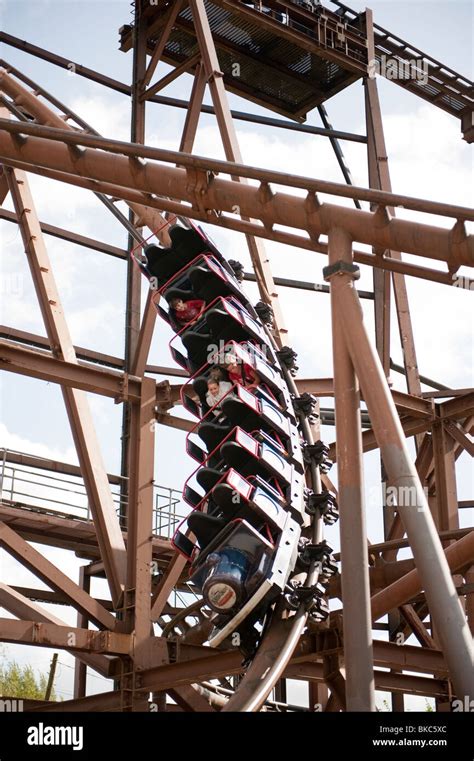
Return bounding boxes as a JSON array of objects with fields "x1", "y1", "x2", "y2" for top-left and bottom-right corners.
[
  {"x1": 0, "y1": 155, "x2": 459, "y2": 286},
  {"x1": 0, "y1": 132, "x2": 472, "y2": 268},
  {"x1": 222, "y1": 322, "x2": 325, "y2": 712},
  {"x1": 0, "y1": 113, "x2": 472, "y2": 222}
]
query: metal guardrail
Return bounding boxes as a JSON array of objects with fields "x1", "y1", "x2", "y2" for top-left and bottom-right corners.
[{"x1": 0, "y1": 448, "x2": 187, "y2": 539}]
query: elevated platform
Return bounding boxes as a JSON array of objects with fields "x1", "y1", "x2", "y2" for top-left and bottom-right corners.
[
  {"x1": 120, "y1": 0, "x2": 368, "y2": 120},
  {"x1": 120, "y1": 0, "x2": 473, "y2": 138}
]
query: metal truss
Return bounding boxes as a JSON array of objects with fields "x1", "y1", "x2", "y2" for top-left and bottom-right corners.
[{"x1": 0, "y1": 0, "x2": 472, "y2": 713}]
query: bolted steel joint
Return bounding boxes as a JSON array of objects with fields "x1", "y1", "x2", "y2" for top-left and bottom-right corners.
[
  {"x1": 228, "y1": 258, "x2": 244, "y2": 282},
  {"x1": 322, "y1": 260, "x2": 360, "y2": 281},
  {"x1": 292, "y1": 392, "x2": 319, "y2": 423},
  {"x1": 277, "y1": 345, "x2": 299, "y2": 375},
  {"x1": 254, "y1": 300, "x2": 274, "y2": 326},
  {"x1": 304, "y1": 488, "x2": 339, "y2": 524},
  {"x1": 302, "y1": 440, "x2": 333, "y2": 472}
]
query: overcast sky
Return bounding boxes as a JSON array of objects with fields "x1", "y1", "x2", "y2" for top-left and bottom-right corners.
[{"x1": 0, "y1": 0, "x2": 472, "y2": 707}]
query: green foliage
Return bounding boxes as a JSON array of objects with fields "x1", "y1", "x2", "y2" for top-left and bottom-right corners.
[{"x1": 0, "y1": 656, "x2": 56, "y2": 701}]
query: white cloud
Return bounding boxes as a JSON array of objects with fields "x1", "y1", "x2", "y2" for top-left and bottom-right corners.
[
  {"x1": 69, "y1": 94, "x2": 131, "y2": 143},
  {"x1": 0, "y1": 422, "x2": 77, "y2": 464},
  {"x1": 1, "y1": 30, "x2": 472, "y2": 709}
]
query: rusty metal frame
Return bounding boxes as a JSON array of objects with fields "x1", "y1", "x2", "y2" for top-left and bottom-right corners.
[{"x1": 0, "y1": 0, "x2": 472, "y2": 713}]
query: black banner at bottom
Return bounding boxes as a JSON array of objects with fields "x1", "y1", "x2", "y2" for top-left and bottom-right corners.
[{"x1": 0, "y1": 710, "x2": 472, "y2": 759}]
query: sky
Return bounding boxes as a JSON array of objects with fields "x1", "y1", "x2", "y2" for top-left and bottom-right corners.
[{"x1": 0, "y1": 0, "x2": 473, "y2": 709}]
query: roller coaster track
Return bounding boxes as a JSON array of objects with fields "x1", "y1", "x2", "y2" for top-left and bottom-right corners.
[
  {"x1": 331, "y1": 1, "x2": 473, "y2": 122},
  {"x1": 0, "y1": 5, "x2": 472, "y2": 710},
  {"x1": 146, "y1": 242, "x2": 332, "y2": 711},
  {"x1": 0, "y1": 62, "x2": 337, "y2": 712}
]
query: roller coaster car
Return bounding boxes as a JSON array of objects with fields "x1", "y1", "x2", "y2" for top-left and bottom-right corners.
[
  {"x1": 189, "y1": 519, "x2": 275, "y2": 614},
  {"x1": 205, "y1": 296, "x2": 270, "y2": 347},
  {"x1": 185, "y1": 390, "x2": 301, "y2": 471},
  {"x1": 187, "y1": 255, "x2": 251, "y2": 308},
  {"x1": 194, "y1": 512, "x2": 301, "y2": 648},
  {"x1": 181, "y1": 339, "x2": 289, "y2": 419},
  {"x1": 181, "y1": 466, "x2": 297, "y2": 562},
  {"x1": 169, "y1": 295, "x2": 273, "y2": 373},
  {"x1": 221, "y1": 384, "x2": 293, "y2": 440},
  {"x1": 184, "y1": 426, "x2": 301, "y2": 509},
  {"x1": 143, "y1": 227, "x2": 203, "y2": 284},
  {"x1": 137, "y1": 222, "x2": 308, "y2": 647}
]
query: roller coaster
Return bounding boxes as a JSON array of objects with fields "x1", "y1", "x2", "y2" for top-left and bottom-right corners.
[{"x1": 0, "y1": 0, "x2": 473, "y2": 714}]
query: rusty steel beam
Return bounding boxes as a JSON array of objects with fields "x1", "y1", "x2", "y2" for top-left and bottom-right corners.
[
  {"x1": 439, "y1": 392, "x2": 474, "y2": 421},
  {"x1": 0, "y1": 207, "x2": 128, "y2": 259},
  {"x1": 365, "y1": 13, "x2": 423, "y2": 411},
  {"x1": 0, "y1": 618, "x2": 130, "y2": 654},
  {"x1": 328, "y1": 417, "x2": 432, "y2": 463},
  {"x1": 329, "y1": 227, "x2": 374, "y2": 711},
  {"x1": 399, "y1": 604, "x2": 438, "y2": 649},
  {"x1": 0, "y1": 339, "x2": 142, "y2": 402},
  {"x1": 141, "y1": 0, "x2": 186, "y2": 89},
  {"x1": 168, "y1": 685, "x2": 215, "y2": 712},
  {"x1": 0, "y1": 502, "x2": 173, "y2": 562},
  {"x1": 297, "y1": 378, "x2": 433, "y2": 418},
  {"x1": 432, "y1": 421, "x2": 460, "y2": 536},
  {"x1": 142, "y1": 52, "x2": 201, "y2": 101},
  {"x1": 131, "y1": 290, "x2": 159, "y2": 378},
  {"x1": 0, "y1": 125, "x2": 472, "y2": 269},
  {"x1": 0, "y1": 522, "x2": 115, "y2": 630},
  {"x1": 444, "y1": 420, "x2": 474, "y2": 457},
  {"x1": 284, "y1": 660, "x2": 448, "y2": 697},
  {"x1": 372, "y1": 529, "x2": 474, "y2": 619},
  {"x1": 125, "y1": 377, "x2": 156, "y2": 648},
  {"x1": 0, "y1": 324, "x2": 186, "y2": 377},
  {"x1": 29, "y1": 650, "x2": 244, "y2": 712},
  {"x1": 368, "y1": 528, "x2": 472, "y2": 556},
  {"x1": 0, "y1": 67, "x2": 172, "y2": 247},
  {"x1": 179, "y1": 62, "x2": 208, "y2": 155},
  {"x1": 151, "y1": 551, "x2": 189, "y2": 621},
  {"x1": 0, "y1": 114, "x2": 472, "y2": 226},
  {"x1": 9, "y1": 586, "x2": 113, "y2": 611},
  {"x1": 73, "y1": 567, "x2": 89, "y2": 699},
  {"x1": 5, "y1": 165, "x2": 127, "y2": 607},
  {"x1": 155, "y1": 413, "x2": 195, "y2": 433},
  {"x1": 327, "y1": 239, "x2": 473, "y2": 699},
  {"x1": 0, "y1": 154, "x2": 463, "y2": 287},
  {"x1": 0, "y1": 583, "x2": 113, "y2": 677},
  {"x1": 26, "y1": 631, "x2": 453, "y2": 712}
]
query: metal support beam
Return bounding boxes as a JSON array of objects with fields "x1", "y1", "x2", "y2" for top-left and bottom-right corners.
[
  {"x1": 0, "y1": 583, "x2": 112, "y2": 677},
  {"x1": 189, "y1": 0, "x2": 289, "y2": 345},
  {"x1": 5, "y1": 165, "x2": 127, "y2": 607},
  {"x1": 333, "y1": 266, "x2": 473, "y2": 697},
  {"x1": 0, "y1": 127, "x2": 472, "y2": 265},
  {"x1": 141, "y1": 0, "x2": 185, "y2": 89},
  {"x1": 73, "y1": 567, "x2": 89, "y2": 699},
  {"x1": 125, "y1": 377, "x2": 156, "y2": 647},
  {"x1": 0, "y1": 522, "x2": 115, "y2": 630},
  {"x1": 328, "y1": 227, "x2": 375, "y2": 711},
  {"x1": 0, "y1": 618, "x2": 129, "y2": 654}
]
